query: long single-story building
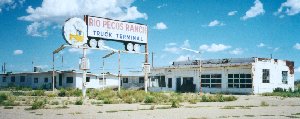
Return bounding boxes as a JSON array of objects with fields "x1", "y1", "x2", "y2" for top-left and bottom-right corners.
[
  {"x1": 120, "y1": 57, "x2": 294, "y2": 94},
  {"x1": 0, "y1": 70, "x2": 110, "y2": 89}
]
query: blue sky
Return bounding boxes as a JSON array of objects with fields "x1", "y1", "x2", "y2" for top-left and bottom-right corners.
[{"x1": 0, "y1": 0, "x2": 300, "y2": 80}]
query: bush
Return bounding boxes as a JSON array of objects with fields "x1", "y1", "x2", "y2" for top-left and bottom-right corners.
[
  {"x1": 144, "y1": 95, "x2": 155, "y2": 103},
  {"x1": 171, "y1": 99, "x2": 180, "y2": 108},
  {"x1": 260, "y1": 101, "x2": 269, "y2": 107},
  {"x1": 75, "y1": 99, "x2": 83, "y2": 105},
  {"x1": 103, "y1": 98, "x2": 112, "y2": 104},
  {"x1": 58, "y1": 89, "x2": 67, "y2": 97},
  {"x1": 50, "y1": 101, "x2": 59, "y2": 105},
  {"x1": 47, "y1": 93, "x2": 58, "y2": 98},
  {"x1": 69, "y1": 88, "x2": 82, "y2": 97},
  {"x1": 273, "y1": 88, "x2": 285, "y2": 92},
  {"x1": 32, "y1": 90, "x2": 45, "y2": 96},
  {"x1": 31, "y1": 100, "x2": 46, "y2": 110},
  {"x1": 223, "y1": 96, "x2": 238, "y2": 101},
  {"x1": 0, "y1": 93, "x2": 8, "y2": 104},
  {"x1": 96, "y1": 89, "x2": 116, "y2": 100}
]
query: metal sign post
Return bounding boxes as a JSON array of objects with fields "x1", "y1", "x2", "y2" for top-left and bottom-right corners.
[{"x1": 118, "y1": 50, "x2": 121, "y2": 92}]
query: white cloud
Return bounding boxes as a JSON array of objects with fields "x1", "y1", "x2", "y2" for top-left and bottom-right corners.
[
  {"x1": 228, "y1": 11, "x2": 237, "y2": 16},
  {"x1": 295, "y1": 67, "x2": 300, "y2": 73},
  {"x1": 207, "y1": 20, "x2": 225, "y2": 27},
  {"x1": 26, "y1": 21, "x2": 49, "y2": 37},
  {"x1": 0, "y1": 0, "x2": 25, "y2": 12},
  {"x1": 257, "y1": 43, "x2": 265, "y2": 47},
  {"x1": 276, "y1": 0, "x2": 300, "y2": 16},
  {"x1": 153, "y1": 22, "x2": 167, "y2": 30},
  {"x1": 163, "y1": 40, "x2": 191, "y2": 54},
  {"x1": 241, "y1": 0, "x2": 265, "y2": 20},
  {"x1": 229, "y1": 48, "x2": 243, "y2": 55},
  {"x1": 182, "y1": 40, "x2": 190, "y2": 48},
  {"x1": 294, "y1": 43, "x2": 300, "y2": 50},
  {"x1": 13, "y1": 50, "x2": 23, "y2": 55},
  {"x1": 19, "y1": 0, "x2": 147, "y2": 36},
  {"x1": 199, "y1": 43, "x2": 231, "y2": 52},
  {"x1": 157, "y1": 3, "x2": 167, "y2": 9},
  {"x1": 175, "y1": 55, "x2": 192, "y2": 62}
]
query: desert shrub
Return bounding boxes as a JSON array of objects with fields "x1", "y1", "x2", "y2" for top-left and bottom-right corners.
[
  {"x1": 118, "y1": 90, "x2": 147, "y2": 103},
  {"x1": 32, "y1": 90, "x2": 45, "y2": 96},
  {"x1": 223, "y1": 95, "x2": 238, "y2": 101},
  {"x1": 69, "y1": 88, "x2": 82, "y2": 97},
  {"x1": 144, "y1": 95, "x2": 155, "y2": 103},
  {"x1": 47, "y1": 93, "x2": 58, "y2": 98},
  {"x1": 260, "y1": 101, "x2": 269, "y2": 107},
  {"x1": 201, "y1": 94, "x2": 237, "y2": 102},
  {"x1": 31, "y1": 99, "x2": 46, "y2": 110},
  {"x1": 188, "y1": 98, "x2": 197, "y2": 104},
  {"x1": 0, "y1": 93, "x2": 8, "y2": 104},
  {"x1": 50, "y1": 101, "x2": 59, "y2": 105},
  {"x1": 87, "y1": 89, "x2": 101, "y2": 99},
  {"x1": 273, "y1": 87, "x2": 285, "y2": 92},
  {"x1": 96, "y1": 89, "x2": 116, "y2": 100},
  {"x1": 171, "y1": 99, "x2": 180, "y2": 108},
  {"x1": 103, "y1": 98, "x2": 112, "y2": 104},
  {"x1": 58, "y1": 89, "x2": 67, "y2": 97},
  {"x1": 123, "y1": 96, "x2": 135, "y2": 104},
  {"x1": 75, "y1": 99, "x2": 83, "y2": 105}
]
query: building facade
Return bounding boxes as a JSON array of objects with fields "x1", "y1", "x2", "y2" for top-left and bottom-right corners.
[
  {"x1": 0, "y1": 70, "x2": 105, "y2": 89},
  {"x1": 148, "y1": 58, "x2": 294, "y2": 94}
]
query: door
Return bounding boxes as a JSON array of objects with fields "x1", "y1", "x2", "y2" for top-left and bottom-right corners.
[
  {"x1": 59, "y1": 74, "x2": 62, "y2": 86},
  {"x1": 176, "y1": 78, "x2": 181, "y2": 92}
]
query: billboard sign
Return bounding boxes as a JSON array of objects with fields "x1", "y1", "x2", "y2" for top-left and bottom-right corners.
[
  {"x1": 85, "y1": 15, "x2": 148, "y2": 44},
  {"x1": 63, "y1": 17, "x2": 88, "y2": 46}
]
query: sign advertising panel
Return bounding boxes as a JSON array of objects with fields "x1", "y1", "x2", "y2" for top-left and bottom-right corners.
[
  {"x1": 85, "y1": 15, "x2": 148, "y2": 44},
  {"x1": 63, "y1": 17, "x2": 88, "y2": 46}
]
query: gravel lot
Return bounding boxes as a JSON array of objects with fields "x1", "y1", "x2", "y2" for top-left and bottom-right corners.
[{"x1": 1, "y1": 95, "x2": 300, "y2": 119}]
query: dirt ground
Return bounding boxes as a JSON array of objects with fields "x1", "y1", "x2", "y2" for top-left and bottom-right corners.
[{"x1": 1, "y1": 95, "x2": 300, "y2": 119}]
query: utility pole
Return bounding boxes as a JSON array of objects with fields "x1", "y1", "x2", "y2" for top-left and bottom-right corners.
[
  {"x1": 118, "y1": 50, "x2": 121, "y2": 92},
  {"x1": 144, "y1": 44, "x2": 149, "y2": 93},
  {"x1": 102, "y1": 58, "x2": 105, "y2": 90},
  {"x1": 52, "y1": 53, "x2": 55, "y2": 92},
  {"x1": 151, "y1": 52, "x2": 154, "y2": 68},
  {"x1": 82, "y1": 46, "x2": 88, "y2": 98}
]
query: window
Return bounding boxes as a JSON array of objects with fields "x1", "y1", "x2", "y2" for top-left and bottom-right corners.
[
  {"x1": 160, "y1": 76, "x2": 166, "y2": 87},
  {"x1": 44, "y1": 78, "x2": 48, "y2": 83},
  {"x1": 201, "y1": 74, "x2": 222, "y2": 88},
  {"x1": 20, "y1": 76, "x2": 25, "y2": 82},
  {"x1": 282, "y1": 71, "x2": 288, "y2": 84},
  {"x1": 2, "y1": 77, "x2": 6, "y2": 82},
  {"x1": 34, "y1": 78, "x2": 38, "y2": 83},
  {"x1": 168, "y1": 78, "x2": 172, "y2": 88},
  {"x1": 66, "y1": 77, "x2": 73, "y2": 83},
  {"x1": 123, "y1": 78, "x2": 128, "y2": 83},
  {"x1": 262, "y1": 69, "x2": 270, "y2": 83},
  {"x1": 11, "y1": 76, "x2": 15, "y2": 82},
  {"x1": 228, "y1": 74, "x2": 252, "y2": 88},
  {"x1": 86, "y1": 77, "x2": 90, "y2": 82},
  {"x1": 139, "y1": 77, "x2": 144, "y2": 83}
]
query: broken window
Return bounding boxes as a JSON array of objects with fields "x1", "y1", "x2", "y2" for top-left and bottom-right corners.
[
  {"x1": 11, "y1": 76, "x2": 15, "y2": 82},
  {"x1": 34, "y1": 78, "x2": 38, "y2": 83},
  {"x1": 20, "y1": 76, "x2": 25, "y2": 82},
  {"x1": 158, "y1": 76, "x2": 166, "y2": 87},
  {"x1": 201, "y1": 74, "x2": 222, "y2": 88},
  {"x1": 2, "y1": 77, "x2": 6, "y2": 82},
  {"x1": 66, "y1": 77, "x2": 73, "y2": 83},
  {"x1": 262, "y1": 69, "x2": 270, "y2": 83},
  {"x1": 139, "y1": 77, "x2": 144, "y2": 83},
  {"x1": 44, "y1": 78, "x2": 48, "y2": 83},
  {"x1": 123, "y1": 78, "x2": 128, "y2": 83},
  {"x1": 228, "y1": 74, "x2": 252, "y2": 88},
  {"x1": 282, "y1": 71, "x2": 288, "y2": 84},
  {"x1": 168, "y1": 78, "x2": 172, "y2": 88},
  {"x1": 86, "y1": 77, "x2": 90, "y2": 82}
]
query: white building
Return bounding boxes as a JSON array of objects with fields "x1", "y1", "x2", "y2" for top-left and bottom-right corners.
[
  {"x1": 0, "y1": 70, "x2": 111, "y2": 89},
  {"x1": 147, "y1": 57, "x2": 294, "y2": 94}
]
